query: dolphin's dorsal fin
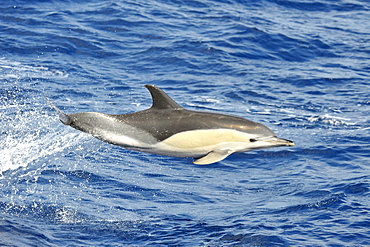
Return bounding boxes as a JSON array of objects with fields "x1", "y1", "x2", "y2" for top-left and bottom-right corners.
[{"x1": 145, "y1": 84, "x2": 183, "y2": 110}]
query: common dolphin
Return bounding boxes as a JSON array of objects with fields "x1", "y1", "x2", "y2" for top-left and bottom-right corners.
[{"x1": 53, "y1": 85, "x2": 294, "y2": 165}]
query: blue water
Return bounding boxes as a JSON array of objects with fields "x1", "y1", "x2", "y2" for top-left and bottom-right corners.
[{"x1": 1, "y1": 0, "x2": 369, "y2": 246}]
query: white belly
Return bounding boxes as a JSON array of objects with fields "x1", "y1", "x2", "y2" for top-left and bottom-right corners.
[{"x1": 148, "y1": 129, "x2": 258, "y2": 158}]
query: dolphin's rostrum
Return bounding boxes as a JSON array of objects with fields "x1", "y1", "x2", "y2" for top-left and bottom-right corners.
[{"x1": 55, "y1": 85, "x2": 294, "y2": 164}]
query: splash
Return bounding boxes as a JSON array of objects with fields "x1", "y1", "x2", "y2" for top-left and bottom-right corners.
[{"x1": 0, "y1": 59, "x2": 83, "y2": 176}]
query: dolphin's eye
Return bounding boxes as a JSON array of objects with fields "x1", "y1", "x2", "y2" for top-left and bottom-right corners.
[{"x1": 250, "y1": 138, "x2": 257, "y2": 142}]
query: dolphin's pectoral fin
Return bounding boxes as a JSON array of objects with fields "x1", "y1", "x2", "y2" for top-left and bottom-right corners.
[{"x1": 193, "y1": 150, "x2": 234, "y2": 165}]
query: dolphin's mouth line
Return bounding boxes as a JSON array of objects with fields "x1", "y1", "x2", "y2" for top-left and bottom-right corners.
[
  {"x1": 263, "y1": 140, "x2": 295, "y2": 146},
  {"x1": 253, "y1": 136, "x2": 294, "y2": 146}
]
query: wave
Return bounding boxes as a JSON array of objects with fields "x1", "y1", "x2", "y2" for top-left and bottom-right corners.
[{"x1": 0, "y1": 58, "x2": 67, "y2": 80}]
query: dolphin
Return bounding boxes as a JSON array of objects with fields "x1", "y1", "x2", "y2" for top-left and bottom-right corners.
[{"x1": 52, "y1": 85, "x2": 294, "y2": 165}]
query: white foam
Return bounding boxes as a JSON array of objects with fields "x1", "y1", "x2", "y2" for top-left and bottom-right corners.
[{"x1": 307, "y1": 114, "x2": 355, "y2": 126}]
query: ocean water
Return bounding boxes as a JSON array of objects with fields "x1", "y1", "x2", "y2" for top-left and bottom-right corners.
[{"x1": 1, "y1": 0, "x2": 369, "y2": 246}]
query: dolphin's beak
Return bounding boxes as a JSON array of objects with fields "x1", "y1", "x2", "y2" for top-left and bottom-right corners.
[{"x1": 259, "y1": 137, "x2": 295, "y2": 146}]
